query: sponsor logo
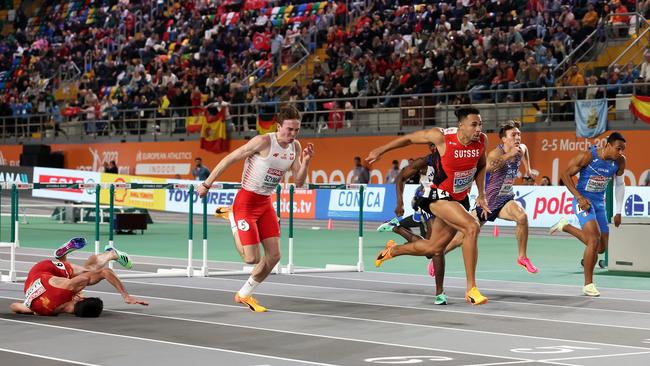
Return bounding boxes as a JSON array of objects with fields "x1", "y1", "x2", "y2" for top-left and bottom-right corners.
[
  {"x1": 0, "y1": 171, "x2": 28, "y2": 184},
  {"x1": 168, "y1": 189, "x2": 236, "y2": 206},
  {"x1": 514, "y1": 190, "x2": 533, "y2": 210},
  {"x1": 625, "y1": 194, "x2": 647, "y2": 216},
  {"x1": 328, "y1": 187, "x2": 386, "y2": 212},
  {"x1": 533, "y1": 192, "x2": 574, "y2": 219},
  {"x1": 39, "y1": 175, "x2": 85, "y2": 193},
  {"x1": 267, "y1": 168, "x2": 283, "y2": 176}
]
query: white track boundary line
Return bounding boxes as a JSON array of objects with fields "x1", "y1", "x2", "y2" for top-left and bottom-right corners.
[
  {"x1": 291, "y1": 273, "x2": 650, "y2": 302},
  {"x1": 202, "y1": 276, "x2": 650, "y2": 317},
  {"x1": 118, "y1": 279, "x2": 650, "y2": 333},
  {"x1": 0, "y1": 346, "x2": 101, "y2": 366},
  {"x1": 107, "y1": 308, "x2": 533, "y2": 363},
  {"x1": 0, "y1": 317, "x2": 338, "y2": 366},
  {"x1": 5, "y1": 283, "x2": 640, "y2": 358},
  {"x1": 541, "y1": 350, "x2": 650, "y2": 362}
]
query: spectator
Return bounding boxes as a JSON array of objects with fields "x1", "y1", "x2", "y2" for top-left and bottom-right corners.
[
  {"x1": 643, "y1": 174, "x2": 650, "y2": 186},
  {"x1": 540, "y1": 176, "x2": 552, "y2": 186},
  {"x1": 351, "y1": 156, "x2": 369, "y2": 184},
  {"x1": 385, "y1": 160, "x2": 400, "y2": 184},
  {"x1": 192, "y1": 157, "x2": 210, "y2": 181},
  {"x1": 105, "y1": 160, "x2": 118, "y2": 174}
]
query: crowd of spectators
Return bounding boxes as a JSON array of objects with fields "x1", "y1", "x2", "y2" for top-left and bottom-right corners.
[{"x1": 0, "y1": 0, "x2": 645, "y2": 136}]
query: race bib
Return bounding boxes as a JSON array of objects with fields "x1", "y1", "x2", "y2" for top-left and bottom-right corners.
[
  {"x1": 585, "y1": 175, "x2": 608, "y2": 193},
  {"x1": 498, "y1": 177, "x2": 515, "y2": 196},
  {"x1": 422, "y1": 186, "x2": 450, "y2": 200},
  {"x1": 24, "y1": 278, "x2": 46, "y2": 308},
  {"x1": 453, "y1": 168, "x2": 477, "y2": 193},
  {"x1": 262, "y1": 168, "x2": 283, "y2": 189}
]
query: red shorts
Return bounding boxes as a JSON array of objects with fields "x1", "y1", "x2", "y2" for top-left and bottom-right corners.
[
  {"x1": 231, "y1": 189, "x2": 280, "y2": 246},
  {"x1": 27, "y1": 274, "x2": 76, "y2": 316}
]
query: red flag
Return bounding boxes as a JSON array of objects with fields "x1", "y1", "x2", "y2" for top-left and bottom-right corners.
[
  {"x1": 253, "y1": 32, "x2": 270, "y2": 51},
  {"x1": 200, "y1": 108, "x2": 229, "y2": 153},
  {"x1": 256, "y1": 114, "x2": 277, "y2": 134}
]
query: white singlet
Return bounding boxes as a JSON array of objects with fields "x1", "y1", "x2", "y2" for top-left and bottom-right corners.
[{"x1": 241, "y1": 133, "x2": 296, "y2": 196}]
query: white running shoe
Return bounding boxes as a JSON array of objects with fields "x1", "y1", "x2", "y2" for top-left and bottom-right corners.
[
  {"x1": 583, "y1": 283, "x2": 600, "y2": 297},
  {"x1": 549, "y1": 217, "x2": 569, "y2": 235}
]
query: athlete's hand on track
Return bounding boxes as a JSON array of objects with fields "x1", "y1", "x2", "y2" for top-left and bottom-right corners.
[
  {"x1": 302, "y1": 143, "x2": 314, "y2": 161},
  {"x1": 614, "y1": 213, "x2": 622, "y2": 227},
  {"x1": 123, "y1": 294, "x2": 149, "y2": 306},
  {"x1": 577, "y1": 196, "x2": 591, "y2": 212},
  {"x1": 475, "y1": 194, "x2": 491, "y2": 220}
]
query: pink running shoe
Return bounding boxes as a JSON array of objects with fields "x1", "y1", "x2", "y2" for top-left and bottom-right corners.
[
  {"x1": 54, "y1": 237, "x2": 87, "y2": 259},
  {"x1": 427, "y1": 258, "x2": 435, "y2": 277},
  {"x1": 517, "y1": 257, "x2": 538, "y2": 274}
]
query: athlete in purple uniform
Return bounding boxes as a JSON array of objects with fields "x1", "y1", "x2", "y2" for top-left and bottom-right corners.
[{"x1": 445, "y1": 121, "x2": 538, "y2": 273}]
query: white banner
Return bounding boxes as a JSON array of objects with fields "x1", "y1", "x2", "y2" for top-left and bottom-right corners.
[
  {"x1": 32, "y1": 167, "x2": 100, "y2": 202},
  {"x1": 328, "y1": 187, "x2": 386, "y2": 213},
  {"x1": 401, "y1": 185, "x2": 650, "y2": 228},
  {"x1": 165, "y1": 179, "x2": 238, "y2": 214}
]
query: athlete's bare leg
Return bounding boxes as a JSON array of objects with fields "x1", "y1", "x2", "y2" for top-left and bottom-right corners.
[
  {"x1": 562, "y1": 220, "x2": 601, "y2": 285},
  {"x1": 496, "y1": 201, "x2": 529, "y2": 259},
  {"x1": 241, "y1": 244, "x2": 262, "y2": 265},
  {"x1": 250, "y1": 237, "x2": 281, "y2": 283}
]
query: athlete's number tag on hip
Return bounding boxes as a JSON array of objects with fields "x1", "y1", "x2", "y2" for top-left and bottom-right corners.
[{"x1": 24, "y1": 278, "x2": 46, "y2": 308}]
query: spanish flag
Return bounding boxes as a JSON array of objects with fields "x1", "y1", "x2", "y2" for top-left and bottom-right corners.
[
  {"x1": 629, "y1": 95, "x2": 650, "y2": 124},
  {"x1": 200, "y1": 108, "x2": 229, "y2": 153},
  {"x1": 186, "y1": 110, "x2": 206, "y2": 133},
  {"x1": 257, "y1": 114, "x2": 277, "y2": 135}
]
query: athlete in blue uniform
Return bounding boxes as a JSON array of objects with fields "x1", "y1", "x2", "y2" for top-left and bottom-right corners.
[
  {"x1": 445, "y1": 121, "x2": 538, "y2": 273},
  {"x1": 549, "y1": 132, "x2": 627, "y2": 297}
]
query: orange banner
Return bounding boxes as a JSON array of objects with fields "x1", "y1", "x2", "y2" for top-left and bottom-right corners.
[{"x1": 1, "y1": 131, "x2": 649, "y2": 185}]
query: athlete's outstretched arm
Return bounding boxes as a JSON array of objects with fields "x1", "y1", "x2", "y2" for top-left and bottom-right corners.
[
  {"x1": 366, "y1": 128, "x2": 443, "y2": 165},
  {"x1": 63, "y1": 269, "x2": 148, "y2": 306},
  {"x1": 561, "y1": 151, "x2": 593, "y2": 211},
  {"x1": 613, "y1": 155, "x2": 627, "y2": 227},
  {"x1": 474, "y1": 134, "x2": 491, "y2": 218},
  {"x1": 395, "y1": 157, "x2": 427, "y2": 216},
  {"x1": 291, "y1": 140, "x2": 314, "y2": 187},
  {"x1": 198, "y1": 135, "x2": 270, "y2": 197}
]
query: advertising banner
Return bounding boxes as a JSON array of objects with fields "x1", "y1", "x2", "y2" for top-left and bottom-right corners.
[
  {"x1": 316, "y1": 185, "x2": 396, "y2": 222},
  {"x1": 100, "y1": 173, "x2": 167, "y2": 210},
  {"x1": 32, "y1": 167, "x2": 100, "y2": 202},
  {"x1": 165, "y1": 179, "x2": 238, "y2": 215}
]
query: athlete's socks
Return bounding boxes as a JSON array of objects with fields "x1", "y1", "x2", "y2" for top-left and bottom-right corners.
[{"x1": 238, "y1": 276, "x2": 260, "y2": 298}]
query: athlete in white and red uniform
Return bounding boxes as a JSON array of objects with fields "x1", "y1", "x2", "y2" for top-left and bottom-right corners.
[
  {"x1": 197, "y1": 104, "x2": 314, "y2": 312},
  {"x1": 366, "y1": 107, "x2": 491, "y2": 305}
]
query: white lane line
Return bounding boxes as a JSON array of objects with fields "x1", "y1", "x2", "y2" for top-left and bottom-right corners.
[
  {"x1": 541, "y1": 350, "x2": 650, "y2": 362},
  {"x1": 119, "y1": 279, "x2": 650, "y2": 333},
  {"x1": 3, "y1": 284, "x2": 641, "y2": 358},
  {"x1": 0, "y1": 346, "x2": 101, "y2": 366},
  {"x1": 106, "y1": 308, "x2": 532, "y2": 363},
  {"x1": 201, "y1": 276, "x2": 650, "y2": 317},
  {"x1": 0, "y1": 317, "x2": 338, "y2": 366},
  {"x1": 290, "y1": 273, "x2": 650, "y2": 303}
]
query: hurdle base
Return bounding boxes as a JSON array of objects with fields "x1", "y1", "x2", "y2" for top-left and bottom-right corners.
[{"x1": 286, "y1": 264, "x2": 359, "y2": 274}]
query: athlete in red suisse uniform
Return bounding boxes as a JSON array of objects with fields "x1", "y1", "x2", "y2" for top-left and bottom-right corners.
[
  {"x1": 366, "y1": 107, "x2": 490, "y2": 305},
  {"x1": 197, "y1": 104, "x2": 314, "y2": 312}
]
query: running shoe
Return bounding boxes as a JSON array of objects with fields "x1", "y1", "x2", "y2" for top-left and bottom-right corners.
[
  {"x1": 583, "y1": 283, "x2": 600, "y2": 297},
  {"x1": 598, "y1": 259, "x2": 607, "y2": 269},
  {"x1": 375, "y1": 240, "x2": 396, "y2": 268},
  {"x1": 376, "y1": 217, "x2": 400, "y2": 232},
  {"x1": 465, "y1": 287, "x2": 488, "y2": 305},
  {"x1": 549, "y1": 217, "x2": 569, "y2": 235},
  {"x1": 516, "y1": 257, "x2": 538, "y2": 274},
  {"x1": 434, "y1": 293, "x2": 448, "y2": 305},
  {"x1": 104, "y1": 244, "x2": 133, "y2": 269},
  {"x1": 54, "y1": 237, "x2": 87, "y2": 258},
  {"x1": 215, "y1": 206, "x2": 232, "y2": 221},
  {"x1": 427, "y1": 258, "x2": 435, "y2": 277},
  {"x1": 235, "y1": 293, "x2": 267, "y2": 312}
]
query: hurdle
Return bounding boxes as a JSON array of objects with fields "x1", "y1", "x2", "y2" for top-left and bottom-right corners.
[
  {"x1": 0, "y1": 184, "x2": 19, "y2": 282},
  {"x1": 282, "y1": 183, "x2": 365, "y2": 274}
]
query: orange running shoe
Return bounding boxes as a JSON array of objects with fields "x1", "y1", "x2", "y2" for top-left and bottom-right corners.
[
  {"x1": 375, "y1": 240, "x2": 396, "y2": 268},
  {"x1": 215, "y1": 206, "x2": 232, "y2": 221},
  {"x1": 234, "y1": 293, "x2": 267, "y2": 312},
  {"x1": 465, "y1": 287, "x2": 488, "y2": 305}
]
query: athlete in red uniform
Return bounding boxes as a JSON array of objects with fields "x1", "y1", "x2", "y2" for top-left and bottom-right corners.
[
  {"x1": 197, "y1": 104, "x2": 314, "y2": 312},
  {"x1": 10, "y1": 238, "x2": 147, "y2": 316},
  {"x1": 366, "y1": 107, "x2": 490, "y2": 305}
]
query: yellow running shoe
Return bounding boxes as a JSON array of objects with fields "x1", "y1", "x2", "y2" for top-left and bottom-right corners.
[
  {"x1": 235, "y1": 293, "x2": 268, "y2": 312},
  {"x1": 375, "y1": 240, "x2": 396, "y2": 268},
  {"x1": 215, "y1": 206, "x2": 232, "y2": 221},
  {"x1": 465, "y1": 287, "x2": 488, "y2": 305}
]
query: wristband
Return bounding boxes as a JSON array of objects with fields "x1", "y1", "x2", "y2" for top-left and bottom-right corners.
[{"x1": 202, "y1": 182, "x2": 211, "y2": 189}]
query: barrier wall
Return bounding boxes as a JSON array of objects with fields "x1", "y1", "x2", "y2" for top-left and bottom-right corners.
[
  {"x1": 27, "y1": 167, "x2": 650, "y2": 227},
  {"x1": 2, "y1": 130, "x2": 649, "y2": 186}
]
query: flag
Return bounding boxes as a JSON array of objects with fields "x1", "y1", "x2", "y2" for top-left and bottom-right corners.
[
  {"x1": 257, "y1": 114, "x2": 277, "y2": 135},
  {"x1": 575, "y1": 99, "x2": 607, "y2": 138},
  {"x1": 253, "y1": 32, "x2": 271, "y2": 51},
  {"x1": 186, "y1": 107, "x2": 206, "y2": 133},
  {"x1": 200, "y1": 108, "x2": 229, "y2": 153},
  {"x1": 629, "y1": 95, "x2": 650, "y2": 124}
]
